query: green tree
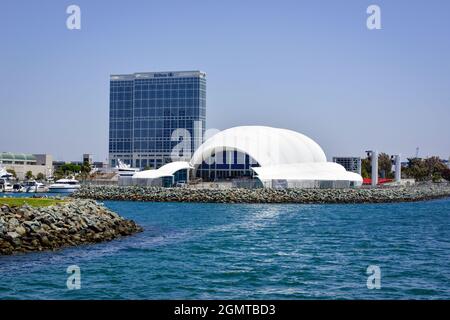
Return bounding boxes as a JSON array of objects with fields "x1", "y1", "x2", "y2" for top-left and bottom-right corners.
[
  {"x1": 425, "y1": 156, "x2": 447, "y2": 180},
  {"x1": 58, "y1": 163, "x2": 81, "y2": 176},
  {"x1": 54, "y1": 168, "x2": 64, "y2": 180},
  {"x1": 432, "y1": 172, "x2": 442, "y2": 183},
  {"x1": 79, "y1": 161, "x2": 92, "y2": 180},
  {"x1": 403, "y1": 158, "x2": 428, "y2": 181},
  {"x1": 378, "y1": 153, "x2": 393, "y2": 179},
  {"x1": 361, "y1": 153, "x2": 393, "y2": 179},
  {"x1": 53, "y1": 163, "x2": 82, "y2": 180},
  {"x1": 402, "y1": 157, "x2": 448, "y2": 182},
  {"x1": 25, "y1": 170, "x2": 34, "y2": 180},
  {"x1": 36, "y1": 172, "x2": 45, "y2": 181},
  {"x1": 61, "y1": 163, "x2": 81, "y2": 174},
  {"x1": 361, "y1": 158, "x2": 371, "y2": 179},
  {"x1": 6, "y1": 169, "x2": 17, "y2": 178}
]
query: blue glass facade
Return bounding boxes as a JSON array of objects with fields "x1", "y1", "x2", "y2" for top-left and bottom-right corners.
[
  {"x1": 109, "y1": 71, "x2": 206, "y2": 169},
  {"x1": 196, "y1": 150, "x2": 260, "y2": 181}
]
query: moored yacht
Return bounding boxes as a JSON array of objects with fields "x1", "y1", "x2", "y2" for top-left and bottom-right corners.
[
  {"x1": 48, "y1": 178, "x2": 81, "y2": 193},
  {"x1": 24, "y1": 180, "x2": 48, "y2": 193},
  {"x1": 115, "y1": 159, "x2": 140, "y2": 177},
  {"x1": 0, "y1": 166, "x2": 13, "y2": 179},
  {"x1": 0, "y1": 179, "x2": 14, "y2": 192},
  {"x1": 13, "y1": 183, "x2": 26, "y2": 193}
]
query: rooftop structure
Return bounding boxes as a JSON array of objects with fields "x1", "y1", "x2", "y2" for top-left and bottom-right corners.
[{"x1": 0, "y1": 152, "x2": 37, "y2": 165}]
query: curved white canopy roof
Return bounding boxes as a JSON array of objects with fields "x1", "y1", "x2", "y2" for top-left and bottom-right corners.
[
  {"x1": 189, "y1": 126, "x2": 363, "y2": 185},
  {"x1": 132, "y1": 161, "x2": 192, "y2": 179},
  {"x1": 252, "y1": 162, "x2": 363, "y2": 183},
  {"x1": 190, "y1": 126, "x2": 327, "y2": 167}
]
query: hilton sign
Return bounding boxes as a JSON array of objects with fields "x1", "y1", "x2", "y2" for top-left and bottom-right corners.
[{"x1": 153, "y1": 72, "x2": 174, "y2": 78}]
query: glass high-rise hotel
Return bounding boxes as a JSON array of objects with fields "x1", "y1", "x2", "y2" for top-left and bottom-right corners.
[{"x1": 109, "y1": 71, "x2": 206, "y2": 169}]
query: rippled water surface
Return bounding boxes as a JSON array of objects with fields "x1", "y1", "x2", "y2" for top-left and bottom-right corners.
[{"x1": 1, "y1": 197, "x2": 450, "y2": 299}]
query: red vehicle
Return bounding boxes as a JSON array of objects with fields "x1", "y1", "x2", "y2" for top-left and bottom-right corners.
[{"x1": 363, "y1": 178, "x2": 393, "y2": 185}]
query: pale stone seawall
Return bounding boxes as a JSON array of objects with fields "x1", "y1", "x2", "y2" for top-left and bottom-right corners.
[
  {"x1": 72, "y1": 185, "x2": 450, "y2": 204},
  {"x1": 0, "y1": 199, "x2": 142, "y2": 255}
]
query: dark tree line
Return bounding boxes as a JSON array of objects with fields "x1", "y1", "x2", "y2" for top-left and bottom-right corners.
[
  {"x1": 54, "y1": 162, "x2": 91, "y2": 180},
  {"x1": 402, "y1": 157, "x2": 450, "y2": 182},
  {"x1": 361, "y1": 153, "x2": 450, "y2": 182}
]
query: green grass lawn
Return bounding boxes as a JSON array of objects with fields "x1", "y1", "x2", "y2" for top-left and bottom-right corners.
[{"x1": 0, "y1": 198, "x2": 63, "y2": 208}]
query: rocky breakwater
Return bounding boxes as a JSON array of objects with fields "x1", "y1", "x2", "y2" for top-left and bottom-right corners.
[
  {"x1": 0, "y1": 199, "x2": 142, "y2": 255},
  {"x1": 73, "y1": 184, "x2": 450, "y2": 204}
]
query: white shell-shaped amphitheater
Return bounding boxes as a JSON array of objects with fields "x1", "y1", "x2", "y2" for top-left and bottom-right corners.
[
  {"x1": 132, "y1": 126, "x2": 363, "y2": 188},
  {"x1": 190, "y1": 126, "x2": 363, "y2": 188}
]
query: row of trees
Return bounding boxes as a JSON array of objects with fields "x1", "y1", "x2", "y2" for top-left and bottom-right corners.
[
  {"x1": 5, "y1": 161, "x2": 92, "y2": 181},
  {"x1": 54, "y1": 162, "x2": 91, "y2": 180},
  {"x1": 6, "y1": 169, "x2": 45, "y2": 181},
  {"x1": 361, "y1": 153, "x2": 450, "y2": 182},
  {"x1": 402, "y1": 157, "x2": 450, "y2": 182}
]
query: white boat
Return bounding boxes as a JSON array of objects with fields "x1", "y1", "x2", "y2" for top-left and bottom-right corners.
[
  {"x1": 48, "y1": 178, "x2": 81, "y2": 193},
  {"x1": 13, "y1": 183, "x2": 26, "y2": 193},
  {"x1": 115, "y1": 159, "x2": 140, "y2": 177},
  {"x1": 0, "y1": 166, "x2": 13, "y2": 179},
  {"x1": 24, "y1": 181, "x2": 48, "y2": 193},
  {"x1": 0, "y1": 179, "x2": 14, "y2": 192}
]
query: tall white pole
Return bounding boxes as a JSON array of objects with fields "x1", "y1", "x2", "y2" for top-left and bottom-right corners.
[
  {"x1": 371, "y1": 150, "x2": 378, "y2": 187},
  {"x1": 395, "y1": 154, "x2": 401, "y2": 182}
]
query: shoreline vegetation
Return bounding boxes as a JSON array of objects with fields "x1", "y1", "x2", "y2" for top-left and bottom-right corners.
[
  {"x1": 72, "y1": 184, "x2": 450, "y2": 204},
  {"x1": 0, "y1": 198, "x2": 64, "y2": 208},
  {"x1": 0, "y1": 198, "x2": 142, "y2": 255}
]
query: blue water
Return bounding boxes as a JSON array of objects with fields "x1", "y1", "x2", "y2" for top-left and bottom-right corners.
[{"x1": 1, "y1": 196, "x2": 450, "y2": 299}]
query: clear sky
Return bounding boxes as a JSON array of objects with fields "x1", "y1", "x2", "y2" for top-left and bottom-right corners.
[{"x1": 0, "y1": 0, "x2": 449, "y2": 162}]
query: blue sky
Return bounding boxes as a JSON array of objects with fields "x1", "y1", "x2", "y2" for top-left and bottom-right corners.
[{"x1": 0, "y1": 0, "x2": 449, "y2": 161}]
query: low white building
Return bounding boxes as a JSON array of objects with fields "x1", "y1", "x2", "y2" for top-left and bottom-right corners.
[
  {"x1": 124, "y1": 161, "x2": 192, "y2": 187},
  {"x1": 0, "y1": 153, "x2": 53, "y2": 180}
]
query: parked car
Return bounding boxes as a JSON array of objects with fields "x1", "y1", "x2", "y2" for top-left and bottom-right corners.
[{"x1": 175, "y1": 181, "x2": 187, "y2": 188}]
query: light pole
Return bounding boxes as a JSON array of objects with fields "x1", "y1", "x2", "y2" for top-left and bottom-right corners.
[
  {"x1": 391, "y1": 154, "x2": 401, "y2": 183},
  {"x1": 366, "y1": 150, "x2": 378, "y2": 187}
]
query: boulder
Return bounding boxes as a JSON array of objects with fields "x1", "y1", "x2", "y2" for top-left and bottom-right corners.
[{"x1": 15, "y1": 226, "x2": 27, "y2": 236}]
